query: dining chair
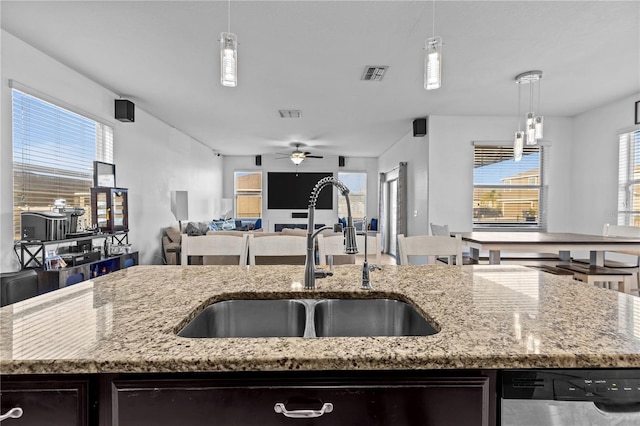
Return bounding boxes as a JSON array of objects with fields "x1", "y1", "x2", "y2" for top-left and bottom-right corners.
[
  {"x1": 317, "y1": 233, "x2": 382, "y2": 266},
  {"x1": 397, "y1": 234, "x2": 463, "y2": 266},
  {"x1": 247, "y1": 234, "x2": 307, "y2": 265},
  {"x1": 181, "y1": 233, "x2": 249, "y2": 265},
  {"x1": 317, "y1": 233, "x2": 355, "y2": 265},
  {"x1": 429, "y1": 223, "x2": 475, "y2": 265},
  {"x1": 356, "y1": 233, "x2": 382, "y2": 266}
]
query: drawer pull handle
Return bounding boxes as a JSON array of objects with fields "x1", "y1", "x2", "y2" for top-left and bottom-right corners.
[
  {"x1": 0, "y1": 407, "x2": 23, "y2": 422},
  {"x1": 274, "y1": 402, "x2": 333, "y2": 419}
]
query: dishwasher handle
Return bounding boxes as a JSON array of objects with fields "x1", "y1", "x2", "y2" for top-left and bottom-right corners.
[{"x1": 594, "y1": 402, "x2": 640, "y2": 414}]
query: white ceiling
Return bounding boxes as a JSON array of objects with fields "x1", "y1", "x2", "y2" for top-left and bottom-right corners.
[{"x1": 2, "y1": 1, "x2": 639, "y2": 158}]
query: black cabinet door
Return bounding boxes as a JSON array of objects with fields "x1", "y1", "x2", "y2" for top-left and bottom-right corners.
[
  {"x1": 0, "y1": 379, "x2": 89, "y2": 426},
  {"x1": 113, "y1": 376, "x2": 491, "y2": 426}
]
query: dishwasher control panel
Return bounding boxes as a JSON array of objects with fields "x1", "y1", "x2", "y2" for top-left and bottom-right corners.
[{"x1": 503, "y1": 369, "x2": 640, "y2": 403}]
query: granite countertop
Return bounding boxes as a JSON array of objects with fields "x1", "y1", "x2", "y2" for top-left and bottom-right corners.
[{"x1": 2, "y1": 264, "x2": 640, "y2": 375}]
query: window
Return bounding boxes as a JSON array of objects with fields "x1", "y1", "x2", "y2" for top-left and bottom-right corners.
[
  {"x1": 337, "y1": 172, "x2": 366, "y2": 220},
  {"x1": 473, "y1": 144, "x2": 546, "y2": 229},
  {"x1": 617, "y1": 130, "x2": 640, "y2": 226},
  {"x1": 234, "y1": 171, "x2": 262, "y2": 218},
  {"x1": 12, "y1": 89, "x2": 113, "y2": 239}
]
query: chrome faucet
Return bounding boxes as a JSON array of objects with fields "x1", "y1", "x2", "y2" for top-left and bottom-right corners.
[{"x1": 304, "y1": 177, "x2": 358, "y2": 290}]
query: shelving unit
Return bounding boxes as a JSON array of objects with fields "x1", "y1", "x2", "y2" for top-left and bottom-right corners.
[
  {"x1": 18, "y1": 232, "x2": 129, "y2": 269},
  {"x1": 17, "y1": 232, "x2": 136, "y2": 294}
]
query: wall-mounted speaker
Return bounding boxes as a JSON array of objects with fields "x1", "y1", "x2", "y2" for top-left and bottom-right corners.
[
  {"x1": 413, "y1": 118, "x2": 427, "y2": 137},
  {"x1": 115, "y1": 99, "x2": 135, "y2": 122},
  {"x1": 255, "y1": 155, "x2": 262, "y2": 166},
  {"x1": 338, "y1": 156, "x2": 345, "y2": 167}
]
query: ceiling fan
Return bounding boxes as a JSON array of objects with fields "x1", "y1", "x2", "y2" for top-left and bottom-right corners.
[{"x1": 276, "y1": 143, "x2": 324, "y2": 165}]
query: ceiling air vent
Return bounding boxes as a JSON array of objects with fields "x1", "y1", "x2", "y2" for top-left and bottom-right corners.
[
  {"x1": 279, "y1": 110, "x2": 302, "y2": 118},
  {"x1": 361, "y1": 66, "x2": 388, "y2": 81}
]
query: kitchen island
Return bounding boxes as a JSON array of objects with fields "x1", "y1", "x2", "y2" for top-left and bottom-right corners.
[{"x1": 2, "y1": 264, "x2": 640, "y2": 425}]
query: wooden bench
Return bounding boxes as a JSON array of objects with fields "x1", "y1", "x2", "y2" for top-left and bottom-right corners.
[
  {"x1": 555, "y1": 263, "x2": 634, "y2": 293},
  {"x1": 526, "y1": 264, "x2": 575, "y2": 276}
]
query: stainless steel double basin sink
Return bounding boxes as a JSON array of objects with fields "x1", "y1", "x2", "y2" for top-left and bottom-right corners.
[{"x1": 177, "y1": 298, "x2": 439, "y2": 338}]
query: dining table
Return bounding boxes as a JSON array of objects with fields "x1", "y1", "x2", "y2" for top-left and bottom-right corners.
[{"x1": 457, "y1": 231, "x2": 640, "y2": 266}]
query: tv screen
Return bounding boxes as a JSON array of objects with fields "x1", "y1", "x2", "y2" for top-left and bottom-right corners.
[{"x1": 268, "y1": 172, "x2": 333, "y2": 210}]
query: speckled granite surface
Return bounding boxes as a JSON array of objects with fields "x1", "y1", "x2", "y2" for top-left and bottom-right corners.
[{"x1": 2, "y1": 264, "x2": 640, "y2": 374}]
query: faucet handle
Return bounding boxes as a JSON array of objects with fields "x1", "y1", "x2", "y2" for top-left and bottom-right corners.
[{"x1": 327, "y1": 254, "x2": 334, "y2": 272}]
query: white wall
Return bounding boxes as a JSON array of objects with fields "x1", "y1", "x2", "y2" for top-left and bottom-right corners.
[
  {"x1": 223, "y1": 154, "x2": 378, "y2": 232},
  {"x1": 0, "y1": 30, "x2": 222, "y2": 271},
  {"x1": 570, "y1": 94, "x2": 640, "y2": 235},
  {"x1": 379, "y1": 115, "x2": 574, "y2": 236}
]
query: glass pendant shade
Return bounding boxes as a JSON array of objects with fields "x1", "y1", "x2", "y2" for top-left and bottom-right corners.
[
  {"x1": 534, "y1": 116, "x2": 544, "y2": 139},
  {"x1": 291, "y1": 155, "x2": 304, "y2": 165},
  {"x1": 424, "y1": 36, "x2": 442, "y2": 90},
  {"x1": 514, "y1": 131, "x2": 524, "y2": 161},
  {"x1": 220, "y1": 32, "x2": 237, "y2": 87},
  {"x1": 526, "y1": 112, "x2": 534, "y2": 128},
  {"x1": 526, "y1": 121, "x2": 537, "y2": 145}
]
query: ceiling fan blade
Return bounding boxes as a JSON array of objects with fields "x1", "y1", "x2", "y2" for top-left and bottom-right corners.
[{"x1": 305, "y1": 155, "x2": 324, "y2": 158}]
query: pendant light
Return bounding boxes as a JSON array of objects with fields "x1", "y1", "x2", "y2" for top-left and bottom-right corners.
[
  {"x1": 220, "y1": 0, "x2": 237, "y2": 87},
  {"x1": 514, "y1": 70, "x2": 544, "y2": 146},
  {"x1": 424, "y1": 1, "x2": 442, "y2": 90}
]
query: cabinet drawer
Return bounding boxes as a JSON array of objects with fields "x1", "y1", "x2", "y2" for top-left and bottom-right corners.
[
  {"x1": 0, "y1": 379, "x2": 88, "y2": 426},
  {"x1": 113, "y1": 376, "x2": 490, "y2": 426}
]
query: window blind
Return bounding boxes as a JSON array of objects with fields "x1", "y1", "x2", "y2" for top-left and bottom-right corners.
[
  {"x1": 12, "y1": 89, "x2": 113, "y2": 239},
  {"x1": 473, "y1": 144, "x2": 546, "y2": 229},
  {"x1": 617, "y1": 130, "x2": 640, "y2": 225}
]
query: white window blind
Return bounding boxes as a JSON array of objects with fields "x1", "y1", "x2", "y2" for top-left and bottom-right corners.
[
  {"x1": 12, "y1": 89, "x2": 113, "y2": 239},
  {"x1": 618, "y1": 130, "x2": 640, "y2": 225},
  {"x1": 473, "y1": 144, "x2": 546, "y2": 229}
]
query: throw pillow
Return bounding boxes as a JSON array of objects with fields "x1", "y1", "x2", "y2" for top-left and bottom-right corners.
[
  {"x1": 186, "y1": 222, "x2": 204, "y2": 236},
  {"x1": 166, "y1": 226, "x2": 182, "y2": 243}
]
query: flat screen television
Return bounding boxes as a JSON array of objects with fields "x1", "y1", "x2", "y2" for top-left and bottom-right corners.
[{"x1": 267, "y1": 172, "x2": 333, "y2": 210}]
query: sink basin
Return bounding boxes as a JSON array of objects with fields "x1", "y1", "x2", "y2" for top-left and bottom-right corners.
[
  {"x1": 177, "y1": 299, "x2": 307, "y2": 338},
  {"x1": 313, "y1": 299, "x2": 438, "y2": 337},
  {"x1": 177, "y1": 298, "x2": 438, "y2": 338}
]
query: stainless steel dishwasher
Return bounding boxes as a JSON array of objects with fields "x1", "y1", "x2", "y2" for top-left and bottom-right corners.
[{"x1": 502, "y1": 369, "x2": 640, "y2": 426}]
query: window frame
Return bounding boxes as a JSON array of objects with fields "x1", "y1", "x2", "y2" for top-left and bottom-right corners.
[
  {"x1": 233, "y1": 170, "x2": 263, "y2": 219},
  {"x1": 337, "y1": 171, "x2": 367, "y2": 221},
  {"x1": 472, "y1": 142, "x2": 547, "y2": 231},
  {"x1": 617, "y1": 130, "x2": 640, "y2": 226},
  {"x1": 11, "y1": 87, "x2": 113, "y2": 240}
]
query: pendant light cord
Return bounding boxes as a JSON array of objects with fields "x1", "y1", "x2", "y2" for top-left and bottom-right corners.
[
  {"x1": 227, "y1": 0, "x2": 231, "y2": 33},
  {"x1": 537, "y1": 79, "x2": 541, "y2": 115},
  {"x1": 516, "y1": 81, "x2": 522, "y2": 131},
  {"x1": 432, "y1": 0, "x2": 436, "y2": 38}
]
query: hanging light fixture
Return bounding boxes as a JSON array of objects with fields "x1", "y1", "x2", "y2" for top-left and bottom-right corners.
[
  {"x1": 220, "y1": 0, "x2": 237, "y2": 87},
  {"x1": 424, "y1": 1, "x2": 442, "y2": 90},
  {"x1": 514, "y1": 70, "x2": 544, "y2": 146}
]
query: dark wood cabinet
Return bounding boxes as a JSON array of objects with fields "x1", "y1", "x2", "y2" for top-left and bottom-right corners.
[
  {"x1": 109, "y1": 372, "x2": 495, "y2": 426},
  {"x1": 91, "y1": 188, "x2": 128, "y2": 233},
  {"x1": 0, "y1": 377, "x2": 91, "y2": 426},
  {"x1": 1, "y1": 371, "x2": 496, "y2": 426}
]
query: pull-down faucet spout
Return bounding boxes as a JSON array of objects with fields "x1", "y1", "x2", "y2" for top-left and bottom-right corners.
[{"x1": 304, "y1": 177, "x2": 358, "y2": 290}]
